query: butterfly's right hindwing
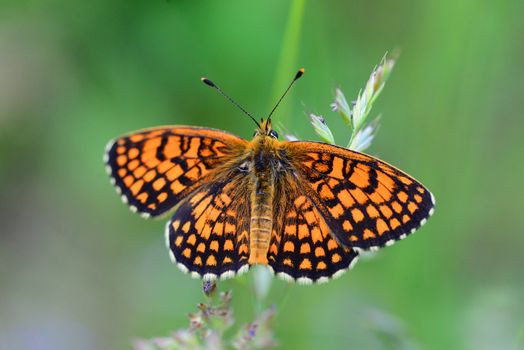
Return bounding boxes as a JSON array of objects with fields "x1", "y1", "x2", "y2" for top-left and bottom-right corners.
[{"x1": 267, "y1": 173, "x2": 359, "y2": 283}]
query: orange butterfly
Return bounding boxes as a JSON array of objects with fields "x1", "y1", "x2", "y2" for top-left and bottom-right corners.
[{"x1": 104, "y1": 69, "x2": 435, "y2": 284}]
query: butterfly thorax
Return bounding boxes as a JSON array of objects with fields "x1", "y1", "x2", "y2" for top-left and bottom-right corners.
[{"x1": 247, "y1": 134, "x2": 281, "y2": 265}]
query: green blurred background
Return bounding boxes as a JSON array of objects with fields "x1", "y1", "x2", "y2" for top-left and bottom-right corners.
[{"x1": 1, "y1": 0, "x2": 523, "y2": 349}]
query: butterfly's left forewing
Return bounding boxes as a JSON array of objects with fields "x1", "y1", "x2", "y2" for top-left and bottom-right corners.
[
  {"x1": 105, "y1": 126, "x2": 247, "y2": 218},
  {"x1": 285, "y1": 141, "x2": 435, "y2": 251}
]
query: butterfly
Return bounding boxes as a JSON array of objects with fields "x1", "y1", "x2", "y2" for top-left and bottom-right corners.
[{"x1": 104, "y1": 69, "x2": 435, "y2": 284}]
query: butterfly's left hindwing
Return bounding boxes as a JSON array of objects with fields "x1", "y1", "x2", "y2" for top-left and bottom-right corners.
[
  {"x1": 105, "y1": 126, "x2": 247, "y2": 218},
  {"x1": 285, "y1": 141, "x2": 435, "y2": 251},
  {"x1": 166, "y1": 171, "x2": 251, "y2": 280}
]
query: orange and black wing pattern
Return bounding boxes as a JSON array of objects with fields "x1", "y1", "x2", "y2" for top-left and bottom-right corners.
[
  {"x1": 285, "y1": 141, "x2": 435, "y2": 251},
  {"x1": 166, "y1": 172, "x2": 251, "y2": 279},
  {"x1": 268, "y1": 174, "x2": 359, "y2": 283},
  {"x1": 105, "y1": 126, "x2": 247, "y2": 218}
]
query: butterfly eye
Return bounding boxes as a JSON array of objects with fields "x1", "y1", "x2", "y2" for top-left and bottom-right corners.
[
  {"x1": 269, "y1": 130, "x2": 279, "y2": 139},
  {"x1": 238, "y1": 161, "x2": 249, "y2": 172}
]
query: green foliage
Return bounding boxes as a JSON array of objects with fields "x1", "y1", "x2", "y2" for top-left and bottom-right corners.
[{"x1": 309, "y1": 56, "x2": 395, "y2": 151}]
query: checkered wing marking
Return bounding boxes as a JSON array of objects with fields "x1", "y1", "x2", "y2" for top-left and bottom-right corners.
[
  {"x1": 285, "y1": 141, "x2": 435, "y2": 250},
  {"x1": 267, "y1": 175, "x2": 359, "y2": 283},
  {"x1": 105, "y1": 126, "x2": 247, "y2": 217},
  {"x1": 167, "y1": 173, "x2": 251, "y2": 279}
]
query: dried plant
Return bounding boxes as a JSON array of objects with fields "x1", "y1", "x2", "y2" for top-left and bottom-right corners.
[{"x1": 133, "y1": 277, "x2": 276, "y2": 350}]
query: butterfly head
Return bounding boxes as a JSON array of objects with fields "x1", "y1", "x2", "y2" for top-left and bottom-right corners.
[{"x1": 255, "y1": 118, "x2": 279, "y2": 139}]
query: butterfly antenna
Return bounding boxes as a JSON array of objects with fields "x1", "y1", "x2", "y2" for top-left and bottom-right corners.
[
  {"x1": 201, "y1": 77, "x2": 261, "y2": 128},
  {"x1": 267, "y1": 68, "x2": 305, "y2": 123}
]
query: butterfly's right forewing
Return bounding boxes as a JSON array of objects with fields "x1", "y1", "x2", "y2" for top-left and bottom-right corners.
[{"x1": 285, "y1": 141, "x2": 435, "y2": 251}]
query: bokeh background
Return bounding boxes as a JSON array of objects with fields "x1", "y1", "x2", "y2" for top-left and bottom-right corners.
[{"x1": 1, "y1": 1, "x2": 524, "y2": 349}]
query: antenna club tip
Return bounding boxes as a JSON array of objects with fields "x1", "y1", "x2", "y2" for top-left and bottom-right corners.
[
  {"x1": 201, "y1": 77, "x2": 215, "y2": 87},
  {"x1": 295, "y1": 68, "x2": 305, "y2": 79}
]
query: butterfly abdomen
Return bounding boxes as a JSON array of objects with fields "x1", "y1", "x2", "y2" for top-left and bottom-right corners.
[
  {"x1": 248, "y1": 165, "x2": 275, "y2": 265},
  {"x1": 248, "y1": 137, "x2": 278, "y2": 265}
]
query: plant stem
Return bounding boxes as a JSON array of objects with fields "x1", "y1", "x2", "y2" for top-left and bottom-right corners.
[{"x1": 268, "y1": 0, "x2": 306, "y2": 125}]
